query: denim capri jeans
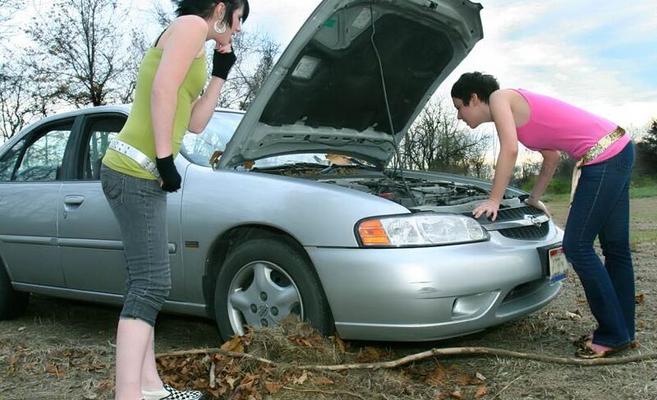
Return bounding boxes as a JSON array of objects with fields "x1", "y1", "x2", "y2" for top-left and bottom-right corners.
[{"x1": 100, "y1": 164, "x2": 171, "y2": 326}]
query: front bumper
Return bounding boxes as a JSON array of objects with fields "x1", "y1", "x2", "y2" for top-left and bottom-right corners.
[{"x1": 305, "y1": 226, "x2": 563, "y2": 341}]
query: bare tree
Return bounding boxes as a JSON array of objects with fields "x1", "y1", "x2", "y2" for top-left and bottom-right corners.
[
  {"x1": 228, "y1": 34, "x2": 281, "y2": 110},
  {"x1": 401, "y1": 99, "x2": 490, "y2": 176},
  {"x1": 149, "y1": 0, "x2": 173, "y2": 28},
  {"x1": 0, "y1": 55, "x2": 53, "y2": 142},
  {"x1": 145, "y1": 2, "x2": 281, "y2": 111},
  {"x1": 0, "y1": 63, "x2": 31, "y2": 141},
  {"x1": 635, "y1": 119, "x2": 657, "y2": 175},
  {"x1": 0, "y1": 0, "x2": 22, "y2": 38},
  {"x1": 23, "y1": 0, "x2": 140, "y2": 107}
]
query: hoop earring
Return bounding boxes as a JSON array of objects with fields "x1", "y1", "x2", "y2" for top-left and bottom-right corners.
[{"x1": 214, "y1": 20, "x2": 227, "y2": 34}]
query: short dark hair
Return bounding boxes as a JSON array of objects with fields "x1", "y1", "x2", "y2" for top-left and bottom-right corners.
[
  {"x1": 450, "y1": 72, "x2": 499, "y2": 105},
  {"x1": 173, "y1": 0, "x2": 249, "y2": 26}
]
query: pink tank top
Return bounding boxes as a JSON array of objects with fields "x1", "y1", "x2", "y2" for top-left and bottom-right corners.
[{"x1": 514, "y1": 89, "x2": 629, "y2": 165}]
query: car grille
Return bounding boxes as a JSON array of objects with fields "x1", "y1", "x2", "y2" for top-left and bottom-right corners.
[
  {"x1": 465, "y1": 205, "x2": 550, "y2": 240},
  {"x1": 495, "y1": 206, "x2": 543, "y2": 221},
  {"x1": 498, "y1": 223, "x2": 550, "y2": 240}
]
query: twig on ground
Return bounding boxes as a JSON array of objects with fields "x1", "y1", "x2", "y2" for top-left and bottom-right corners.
[
  {"x1": 490, "y1": 375, "x2": 523, "y2": 400},
  {"x1": 283, "y1": 385, "x2": 366, "y2": 400},
  {"x1": 156, "y1": 346, "x2": 657, "y2": 369}
]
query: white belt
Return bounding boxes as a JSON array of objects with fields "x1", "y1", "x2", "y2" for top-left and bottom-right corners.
[{"x1": 108, "y1": 139, "x2": 160, "y2": 178}]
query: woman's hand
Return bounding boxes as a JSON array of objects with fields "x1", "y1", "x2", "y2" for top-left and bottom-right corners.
[
  {"x1": 211, "y1": 44, "x2": 236, "y2": 80},
  {"x1": 525, "y1": 196, "x2": 551, "y2": 218},
  {"x1": 156, "y1": 155, "x2": 181, "y2": 192},
  {"x1": 473, "y1": 199, "x2": 501, "y2": 221}
]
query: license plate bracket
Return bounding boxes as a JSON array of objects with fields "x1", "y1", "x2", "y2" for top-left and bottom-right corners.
[{"x1": 537, "y1": 244, "x2": 570, "y2": 283}]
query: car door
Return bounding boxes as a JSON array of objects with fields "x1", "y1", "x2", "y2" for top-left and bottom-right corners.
[
  {"x1": 57, "y1": 112, "x2": 185, "y2": 299},
  {"x1": 0, "y1": 118, "x2": 76, "y2": 287},
  {"x1": 57, "y1": 113, "x2": 128, "y2": 294}
]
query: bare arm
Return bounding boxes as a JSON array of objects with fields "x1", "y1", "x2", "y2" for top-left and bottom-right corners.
[
  {"x1": 188, "y1": 77, "x2": 225, "y2": 133},
  {"x1": 187, "y1": 43, "x2": 235, "y2": 133},
  {"x1": 524, "y1": 149, "x2": 560, "y2": 216},
  {"x1": 151, "y1": 16, "x2": 207, "y2": 158},
  {"x1": 529, "y1": 150, "x2": 560, "y2": 201},
  {"x1": 473, "y1": 91, "x2": 518, "y2": 221}
]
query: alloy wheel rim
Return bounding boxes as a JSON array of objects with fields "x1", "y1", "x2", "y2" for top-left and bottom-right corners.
[{"x1": 227, "y1": 260, "x2": 303, "y2": 335}]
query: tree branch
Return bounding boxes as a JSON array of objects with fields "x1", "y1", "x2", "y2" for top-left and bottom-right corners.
[{"x1": 157, "y1": 345, "x2": 657, "y2": 369}]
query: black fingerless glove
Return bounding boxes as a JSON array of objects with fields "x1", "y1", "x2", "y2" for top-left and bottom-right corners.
[
  {"x1": 211, "y1": 50, "x2": 237, "y2": 80},
  {"x1": 156, "y1": 155, "x2": 181, "y2": 192}
]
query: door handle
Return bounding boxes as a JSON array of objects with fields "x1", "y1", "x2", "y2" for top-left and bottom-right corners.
[
  {"x1": 64, "y1": 195, "x2": 85, "y2": 210},
  {"x1": 64, "y1": 195, "x2": 85, "y2": 205}
]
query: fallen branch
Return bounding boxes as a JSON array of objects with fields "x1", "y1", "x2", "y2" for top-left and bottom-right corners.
[{"x1": 156, "y1": 346, "x2": 657, "y2": 369}]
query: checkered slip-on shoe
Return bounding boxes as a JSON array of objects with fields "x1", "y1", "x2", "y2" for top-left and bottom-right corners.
[{"x1": 142, "y1": 384, "x2": 206, "y2": 400}]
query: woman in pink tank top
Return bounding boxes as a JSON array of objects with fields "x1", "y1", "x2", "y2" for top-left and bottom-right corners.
[{"x1": 451, "y1": 72, "x2": 635, "y2": 359}]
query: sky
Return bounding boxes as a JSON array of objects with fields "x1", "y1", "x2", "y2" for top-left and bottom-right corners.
[
  {"x1": 222, "y1": 0, "x2": 657, "y2": 130},
  {"x1": 9, "y1": 0, "x2": 657, "y2": 136}
]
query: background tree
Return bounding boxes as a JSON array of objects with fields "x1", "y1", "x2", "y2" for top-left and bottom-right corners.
[
  {"x1": 635, "y1": 119, "x2": 657, "y2": 175},
  {"x1": 23, "y1": 0, "x2": 144, "y2": 107},
  {"x1": 0, "y1": 61, "x2": 40, "y2": 141},
  {"x1": 149, "y1": 2, "x2": 281, "y2": 111},
  {"x1": 223, "y1": 33, "x2": 281, "y2": 110},
  {"x1": 0, "y1": 0, "x2": 22, "y2": 42},
  {"x1": 400, "y1": 98, "x2": 490, "y2": 177}
]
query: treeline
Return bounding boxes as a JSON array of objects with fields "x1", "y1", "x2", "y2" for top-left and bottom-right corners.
[
  {"x1": 0, "y1": 0, "x2": 279, "y2": 142},
  {"x1": 1, "y1": 0, "x2": 655, "y2": 188}
]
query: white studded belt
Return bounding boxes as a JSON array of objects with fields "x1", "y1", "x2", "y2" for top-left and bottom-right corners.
[{"x1": 108, "y1": 139, "x2": 160, "y2": 178}]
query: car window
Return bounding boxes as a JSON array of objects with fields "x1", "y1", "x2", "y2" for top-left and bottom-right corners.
[
  {"x1": 81, "y1": 117, "x2": 124, "y2": 180},
  {"x1": 0, "y1": 139, "x2": 27, "y2": 182},
  {"x1": 181, "y1": 111, "x2": 243, "y2": 166},
  {"x1": 13, "y1": 123, "x2": 73, "y2": 182}
]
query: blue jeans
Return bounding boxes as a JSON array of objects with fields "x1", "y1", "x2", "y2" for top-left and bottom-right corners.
[
  {"x1": 100, "y1": 165, "x2": 171, "y2": 326},
  {"x1": 563, "y1": 141, "x2": 635, "y2": 348}
]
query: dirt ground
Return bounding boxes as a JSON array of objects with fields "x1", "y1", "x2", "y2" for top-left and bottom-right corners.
[{"x1": 1, "y1": 197, "x2": 656, "y2": 400}]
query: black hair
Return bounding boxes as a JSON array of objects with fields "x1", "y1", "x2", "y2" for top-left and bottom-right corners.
[
  {"x1": 173, "y1": 0, "x2": 249, "y2": 26},
  {"x1": 450, "y1": 72, "x2": 500, "y2": 105}
]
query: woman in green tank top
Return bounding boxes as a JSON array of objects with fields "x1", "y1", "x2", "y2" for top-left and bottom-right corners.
[{"x1": 100, "y1": 1, "x2": 249, "y2": 399}]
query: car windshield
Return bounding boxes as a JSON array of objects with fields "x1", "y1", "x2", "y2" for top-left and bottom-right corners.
[
  {"x1": 181, "y1": 111, "x2": 374, "y2": 169},
  {"x1": 181, "y1": 111, "x2": 243, "y2": 167}
]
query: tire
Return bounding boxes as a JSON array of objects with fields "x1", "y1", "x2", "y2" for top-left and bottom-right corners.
[
  {"x1": 214, "y1": 238, "x2": 333, "y2": 340},
  {"x1": 0, "y1": 266, "x2": 29, "y2": 320}
]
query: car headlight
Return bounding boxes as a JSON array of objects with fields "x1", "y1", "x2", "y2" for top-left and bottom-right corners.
[{"x1": 356, "y1": 213, "x2": 489, "y2": 247}]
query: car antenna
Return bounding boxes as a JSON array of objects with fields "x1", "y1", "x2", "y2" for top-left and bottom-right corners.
[{"x1": 369, "y1": 1, "x2": 418, "y2": 207}]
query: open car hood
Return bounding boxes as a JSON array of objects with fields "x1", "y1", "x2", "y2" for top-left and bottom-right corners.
[{"x1": 219, "y1": 0, "x2": 483, "y2": 169}]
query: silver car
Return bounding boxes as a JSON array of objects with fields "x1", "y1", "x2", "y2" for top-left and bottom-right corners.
[{"x1": 0, "y1": 0, "x2": 566, "y2": 342}]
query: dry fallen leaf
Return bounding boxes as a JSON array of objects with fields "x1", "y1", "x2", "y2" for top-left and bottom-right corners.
[
  {"x1": 635, "y1": 293, "x2": 645, "y2": 305},
  {"x1": 566, "y1": 310, "x2": 582, "y2": 320},
  {"x1": 455, "y1": 371, "x2": 472, "y2": 386},
  {"x1": 312, "y1": 376, "x2": 334, "y2": 385},
  {"x1": 265, "y1": 381, "x2": 283, "y2": 394},
  {"x1": 356, "y1": 346, "x2": 386, "y2": 363},
  {"x1": 293, "y1": 370, "x2": 308, "y2": 385},
  {"x1": 425, "y1": 364, "x2": 449, "y2": 387},
  {"x1": 475, "y1": 385, "x2": 489, "y2": 398},
  {"x1": 220, "y1": 336, "x2": 244, "y2": 353}
]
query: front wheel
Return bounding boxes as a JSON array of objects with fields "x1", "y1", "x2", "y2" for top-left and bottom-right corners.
[
  {"x1": 0, "y1": 266, "x2": 29, "y2": 320},
  {"x1": 214, "y1": 238, "x2": 333, "y2": 340}
]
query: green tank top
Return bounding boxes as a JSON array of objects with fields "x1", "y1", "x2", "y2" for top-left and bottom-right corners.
[{"x1": 103, "y1": 47, "x2": 207, "y2": 179}]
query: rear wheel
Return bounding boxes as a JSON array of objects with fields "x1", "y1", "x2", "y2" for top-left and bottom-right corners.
[
  {"x1": 0, "y1": 266, "x2": 29, "y2": 320},
  {"x1": 214, "y1": 238, "x2": 333, "y2": 340}
]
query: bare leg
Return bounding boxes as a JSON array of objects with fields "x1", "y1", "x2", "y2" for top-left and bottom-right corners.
[
  {"x1": 141, "y1": 329, "x2": 164, "y2": 392},
  {"x1": 115, "y1": 318, "x2": 152, "y2": 400}
]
